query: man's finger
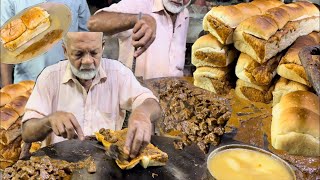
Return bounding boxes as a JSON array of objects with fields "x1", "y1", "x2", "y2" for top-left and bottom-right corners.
[
  {"x1": 124, "y1": 127, "x2": 136, "y2": 155},
  {"x1": 68, "y1": 113, "x2": 85, "y2": 140},
  {"x1": 140, "y1": 129, "x2": 150, "y2": 153},
  {"x1": 132, "y1": 29, "x2": 152, "y2": 48},
  {"x1": 51, "y1": 123, "x2": 60, "y2": 136},
  {"x1": 134, "y1": 37, "x2": 154, "y2": 57},
  {"x1": 64, "y1": 120, "x2": 76, "y2": 140},
  {"x1": 132, "y1": 26, "x2": 147, "y2": 41},
  {"x1": 57, "y1": 122, "x2": 67, "y2": 138},
  {"x1": 132, "y1": 20, "x2": 143, "y2": 33},
  {"x1": 130, "y1": 128, "x2": 144, "y2": 158}
]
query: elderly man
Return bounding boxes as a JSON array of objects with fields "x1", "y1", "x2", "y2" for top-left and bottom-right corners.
[
  {"x1": 0, "y1": 0, "x2": 90, "y2": 87},
  {"x1": 21, "y1": 32, "x2": 161, "y2": 158},
  {"x1": 88, "y1": 0, "x2": 191, "y2": 79}
]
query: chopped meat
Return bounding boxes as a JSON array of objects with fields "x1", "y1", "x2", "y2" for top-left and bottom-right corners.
[
  {"x1": 87, "y1": 161, "x2": 96, "y2": 174},
  {"x1": 3, "y1": 156, "x2": 96, "y2": 179},
  {"x1": 146, "y1": 78, "x2": 231, "y2": 153},
  {"x1": 173, "y1": 140, "x2": 184, "y2": 150}
]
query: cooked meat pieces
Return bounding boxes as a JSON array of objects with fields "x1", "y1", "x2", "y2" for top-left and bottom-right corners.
[
  {"x1": 145, "y1": 79, "x2": 231, "y2": 153},
  {"x1": 3, "y1": 156, "x2": 95, "y2": 179}
]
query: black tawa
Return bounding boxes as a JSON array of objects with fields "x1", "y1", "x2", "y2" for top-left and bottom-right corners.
[{"x1": 29, "y1": 136, "x2": 207, "y2": 180}]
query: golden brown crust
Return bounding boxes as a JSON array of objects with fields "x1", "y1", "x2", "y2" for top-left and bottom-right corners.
[
  {"x1": 0, "y1": 106, "x2": 19, "y2": 130},
  {"x1": 278, "y1": 3, "x2": 307, "y2": 21},
  {"x1": 0, "y1": 19, "x2": 27, "y2": 43},
  {"x1": 250, "y1": 0, "x2": 283, "y2": 13},
  {"x1": 20, "y1": 7, "x2": 49, "y2": 30},
  {"x1": 0, "y1": 84, "x2": 27, "y2": 99},
  {"x1": 265, "y1": 7, "x2": 290, "y2": 29},
  {"x1": 194, "y1": 51, "x2": 227, "y2": 67},
  {"x1": 5, "y1": 95, "x2": 28, "y2": 116},
  {"x1": 18, "y1": 80, "x2": 35, "y2": 91},
  {"x1": 0, "y1": 92, "x2": 12, "y2": 107}
]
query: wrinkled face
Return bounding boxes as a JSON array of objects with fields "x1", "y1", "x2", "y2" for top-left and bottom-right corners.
[
  {"x1": 162, "y1": 0, "x2": 191, "y2": 14},
  {"x1": 63, "y1": 32, "x2": 104, "y2": 80}
]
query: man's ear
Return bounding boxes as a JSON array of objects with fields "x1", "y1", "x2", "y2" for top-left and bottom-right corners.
[
  {"x1": 62, "y1": 43, "x2": 68, "y2": 59},
  {"x1": 102, "y1": 39, "x2": 106, "y2": 51}
]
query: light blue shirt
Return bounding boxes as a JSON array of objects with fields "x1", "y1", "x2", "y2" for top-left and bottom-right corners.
[{"x1": 0, "y1": 0, "x2": 90, "y2": 83}]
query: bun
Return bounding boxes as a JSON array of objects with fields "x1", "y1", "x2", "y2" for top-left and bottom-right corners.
[
  {"x1": 234, "y1": 1, "x2": 320, "y2": 63},
  {"x1": 235, "y1": 52, "x2": 282, "y2": 86},
  {"x1": 193, "y1": 66, "x2": 232, "y2": 95},
  {"x1": 235, "y1": 79, "x2": 274, "y2": 103},
  {"x1": 203, "y1": 0, "x2": 283, "y2": 44},
  {"x1": 0, "y1": 92, "x2": 12, "y2": 107},
  {"x1": 0, "y1": 84, "x2": 27, "y2": 99},
  {"x1": 277, "y1": 32, "x2": 319, "y2": 86},
  {"x1": 192, "y1": 34, "x2": 238, "y2": 67},
  {"x1": 271, "y1": 91, "x2": 320, "y2": 156},
  {"x1": 272, "y1": 77, "x2": 309, "y2": 106},
  {"x1": 0, "y1": 106, "x2": 19, "y2": 130}
]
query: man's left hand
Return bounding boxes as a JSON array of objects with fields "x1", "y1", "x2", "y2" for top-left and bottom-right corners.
[{"x1": 124, "y1": 111, "x2": 152, "y2": 159}]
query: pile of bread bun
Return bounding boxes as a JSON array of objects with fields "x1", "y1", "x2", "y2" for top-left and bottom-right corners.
[
  {"x1": 193, "y1": 0, "x2": 320, "y2": 157},
  {"x1": 0, "y1": 81, "x2": 38, "y2": 169}
]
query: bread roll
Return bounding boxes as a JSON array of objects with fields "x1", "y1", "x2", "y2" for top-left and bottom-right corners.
[
  {"x1": 272, "y1": 77, "x2": 309, "y2": 106},
  {"x1": 1, "y1": 7, "x2": 50, "y2": 51},
  {"x1": 0, "y1": 84, "x2": 27, "y2": 99},
  {"x1": 0, "y1": 92, "x2": 12, "y2": 107},
  {"x1": 192, "y1": 34, "x2": 238, "y2": 68},
  {"x1": 234, "y1": 1, "x2": 320, "y2": 63},
  {"x1": 0, "y1": 107, "x2": 19, "y2": 130},
  {"x1": 193, "y1": 66, "x2": 232, "y2": 95},
  {"x1": 235, "y1": 79, "x2": 274, "y2": 103},
  {"x1": 5, "y1": 95, "x2": 29, "y2": 116},
  {"x1": 235, "y1": 52, "x2": 282, "y2": 86},
  {"x1": 20, "y1": 7, "x2": 50, "y2": 30},
  {"x1": 277, "y1": 32, "x2": 319, "y2": 86},
  {"x1": 272, "y1": 91, "x2": 320, "y2": 156},
  {"x1": 0, "y1": 19, "x2": 26, "y2": 43},
  {"x1": 203, "y1": 0, "x2": 282, "y2": 44},
  {"x1": 18, "y1": 80, "x2": 35, "y2": 91}
]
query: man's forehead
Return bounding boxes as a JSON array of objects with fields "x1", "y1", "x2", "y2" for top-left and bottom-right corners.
[{"x1": 66, "y1": 32, "x2": 103, "y2": 43}]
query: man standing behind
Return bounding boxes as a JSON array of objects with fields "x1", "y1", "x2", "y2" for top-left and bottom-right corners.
[
  {"x1": 0, "y1": 0, "x2": 90, "y2": 87},
  {"x1": 88, "y1": 0, "x2": 191, "y2": 79}
]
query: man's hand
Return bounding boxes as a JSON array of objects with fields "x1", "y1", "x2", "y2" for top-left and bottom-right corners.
[
  {"x1": 47, "y1": 111, "x2": 85, "y2": 140},
  {"x1": 132, "y1": 14, "x2": 156, "y2": 57},
  {"x1": 124, "y1": 111, "x2": 152, "y2": 159}
]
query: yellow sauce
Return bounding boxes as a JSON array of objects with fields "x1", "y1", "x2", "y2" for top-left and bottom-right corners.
[{"x1": 208, "y1": 148, "x2": 294, "y2": 180}]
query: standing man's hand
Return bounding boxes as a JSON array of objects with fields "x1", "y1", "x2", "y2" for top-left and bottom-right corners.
[
  {"x1": 132, "y1": 14, "x2": 156, "y2": 57},
  {"x1": 47, "y1": 111, "x2": 85, "y2": 140},
  {"x1": 124, "y1": 110, "x2": 152, "y2": 159}
]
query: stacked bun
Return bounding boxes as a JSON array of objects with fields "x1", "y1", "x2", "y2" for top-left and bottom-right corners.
[
  {"x1": 203, "y1": 0, "x2": 283, "y2": 44},
  {"x1": 0, "y1": 80, "x2": 35, "y2": 170},
  {"x1": 192, "y1": 34, "x2": 238, "y2": 95},
  {"x1": 271, "y1": 91, "x2": 320, "y2": 156},
  {"x1": 233, "y1": 1, "x2": 319, "y2": 64},
  {"x1": 234, "y1": 52, "x2": 283, "y2": 103},
  {"x1": 277, "y1": 32, "x2": 320, "y2": 86},
  {"x1": 272, "y1": 77, "x2": 309, "y2": 106}
]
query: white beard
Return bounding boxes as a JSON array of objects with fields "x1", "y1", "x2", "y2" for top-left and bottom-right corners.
[
  {"x1": 70, "y1": 63, "x2": 98, "y2": 80},
  {"x1": 163, "y1": 0, "x2": 186, "y2": 14}
]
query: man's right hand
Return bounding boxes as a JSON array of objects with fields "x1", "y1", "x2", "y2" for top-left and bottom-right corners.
[
  {"x1": 47, "y1": 111, "x2": 85, "y2": 140},
  {"x1": 132, "y1": 14, "x2": 156, "y2": 57}
]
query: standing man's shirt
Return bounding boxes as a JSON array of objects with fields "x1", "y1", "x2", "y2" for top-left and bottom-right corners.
[
  {"x1": 0, "y1": 0, "x2": 91, "y2": 83},
  {"x1": 22, "y1": 59, "x2": 158, "y2": 145},
  {"x1": 96, "y1": 0, "x2": 189, "y2": 79}
]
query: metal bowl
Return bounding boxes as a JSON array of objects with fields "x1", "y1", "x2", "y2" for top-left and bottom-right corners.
[{"x1": 206, "y1": 144, "x2": 296, "y2": 180}]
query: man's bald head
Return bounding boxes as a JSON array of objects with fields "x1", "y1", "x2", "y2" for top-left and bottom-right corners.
[
  {"x1": 62, "y1": 32, "x2": 104, "y2": 80},
  {"x1": 63, "y1": 32, "x2": 103, "y2": 48}
]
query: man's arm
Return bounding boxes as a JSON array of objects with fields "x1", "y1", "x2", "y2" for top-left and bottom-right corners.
[
  {"x1": 78, "y1": 0, "x2": 91, "y2": 31},
  {"x1": 22, "y1": 111, "x2": 85, "y2": 143},
  {"x1": 0, "y1": 64, "x2": 13, "y2": 87},
  {"x1": 124, "y1": 98, "x2": 161, "y2": 158},
  {"x1": 88, "y1": 12, "x2": 156, "y2": 57}
]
